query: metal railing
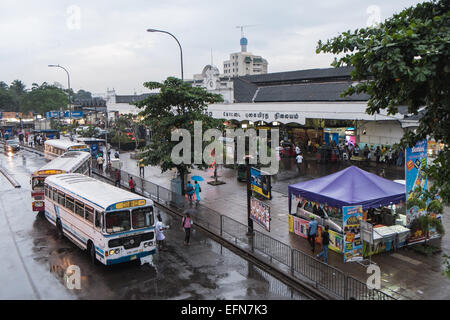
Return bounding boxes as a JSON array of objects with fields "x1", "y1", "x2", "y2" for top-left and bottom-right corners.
[{"x1": 89, "y1": 166, "x2": 397, "y2": 300}]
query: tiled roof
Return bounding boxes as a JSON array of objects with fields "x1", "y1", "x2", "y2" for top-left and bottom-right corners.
[
  {"x1": 233, "y1": 78, "x2": 258, "y2": 103},
  {"x1": 239, "y1": 66, "x2": 354, "y2": 84},
  {"x1": 253, "y1": 82, "x2": 369, "y2": 102}
]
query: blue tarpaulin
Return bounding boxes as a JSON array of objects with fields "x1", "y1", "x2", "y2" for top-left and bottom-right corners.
[{"x1": 288, "y1": 166, "x2": 405, "y2": 212}]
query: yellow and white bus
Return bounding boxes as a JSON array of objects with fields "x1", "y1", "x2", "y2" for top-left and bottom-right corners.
[
  {"x1": 31, "y1": 151, "x2": 91, "y2": 213},
  {"x1": 44, "y1": 139, "x2": 90, "y2": 160},
  {"x1": 44, "y1": 173, "x2": 156, "y2": 265}
]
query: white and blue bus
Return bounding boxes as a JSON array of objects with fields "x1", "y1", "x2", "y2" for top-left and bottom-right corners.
[
  {"x1": 44, "y1": 173, "x2": 156, "y2": 265},
  {"x1": 44, "y1": 139, "x2": 90, "y2": 160},
  {"x1": 31, "y1": 151, "x2": 91, "y2": 213}
]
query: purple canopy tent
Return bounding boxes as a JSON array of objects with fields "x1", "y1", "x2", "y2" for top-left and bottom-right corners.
[{"x1": 288, "y1": 166, "x2": 405, "y2": 213}]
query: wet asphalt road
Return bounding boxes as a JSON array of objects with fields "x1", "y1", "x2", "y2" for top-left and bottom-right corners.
[{"x1": 0, "y1": 148, "x2": 307, "y2": 300}]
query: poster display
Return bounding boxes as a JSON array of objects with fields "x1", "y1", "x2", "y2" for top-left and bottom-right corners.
[
  {"x1": 328, "y1": 230, "x2": 344, "y2": 253},
  {"x1": 250, "y1": 167, "x2": 271, "y2": 199},
  {"x1": 292, "y1": 215, "x2": 308, "y2": 238},
  {"x1": 405, "y1": 140, "x2": 428, "y2": 225},
  {"x1": 250, "y1": 197, "x2": 270, "y2": 232},
  {"x1": 343, "y1": 205, "x2": 363, "y2": 262}
]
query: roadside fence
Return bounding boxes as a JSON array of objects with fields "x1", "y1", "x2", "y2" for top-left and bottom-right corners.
[{"x1": 94, "y1": 166, "x2": 396, "y2": 300}]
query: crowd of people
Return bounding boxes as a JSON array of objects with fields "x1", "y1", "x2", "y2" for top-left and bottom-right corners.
[{"x1": 338, "y1": 142, "x2": 404, "y2": 166}]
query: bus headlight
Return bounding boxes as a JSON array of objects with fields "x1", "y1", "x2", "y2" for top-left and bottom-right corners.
[
  {"x1": 114, "y1": 249, "x2": 120, "y2": 254},
  {"x1": 144, "y1": 241, "x2": 153, "y2": 248},
  {"x1": 109, "y1": 249, "x2": 115, "y2": 256}
]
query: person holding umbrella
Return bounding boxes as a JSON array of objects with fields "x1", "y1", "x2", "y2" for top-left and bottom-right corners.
[{"x1": 190, "y1": 176, "x2": 204, "y2": 203}]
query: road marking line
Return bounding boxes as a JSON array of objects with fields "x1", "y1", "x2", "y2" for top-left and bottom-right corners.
[{"x1": 391, "y1": 253, "x2": 422, "y2": 266}]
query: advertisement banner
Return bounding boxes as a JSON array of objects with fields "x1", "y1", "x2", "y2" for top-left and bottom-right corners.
[
  {"x1": 250, "y1": 197, "x2": 270, "y2": 232},
  {"x1": 292, "y1": 216, "x2": 309, "y2": 238},
  {"x1": 250, "y1": 167, "x2": 271, "y2": 199},
  {"x1": 405, "y1": 140, "x2": 428, "y2": 225},
  {"x1": 343, "y1": 205, "x2": 363, "y2": 262},
  {"x1": 328, "y1": 230, "x2": 344, "y2": 253}
]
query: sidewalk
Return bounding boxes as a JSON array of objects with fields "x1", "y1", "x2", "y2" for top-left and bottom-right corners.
[{"x1": 75, "y1": 144, "x2": 450, "y2": 299}]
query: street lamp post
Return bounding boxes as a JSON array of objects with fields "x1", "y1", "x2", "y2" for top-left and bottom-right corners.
[
  {"x1": 48, "y1": 64, "x2": 72, "y2": 140},
  {"x1": 146, "y1": 28, "x2": 184, "y2": 80}
]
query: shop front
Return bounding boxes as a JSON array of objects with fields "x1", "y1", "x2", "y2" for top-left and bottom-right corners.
[{"x1": 287, "y1": 166, "x2": 412, "y2": 260}]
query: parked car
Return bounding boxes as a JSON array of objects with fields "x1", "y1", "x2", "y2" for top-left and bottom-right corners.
[
  {"x1": 4, "y1": 140, "x2": 20, "y2": 152},
  {"x1": 296, "y1": 201, "x2": 343, "y2": 233}
]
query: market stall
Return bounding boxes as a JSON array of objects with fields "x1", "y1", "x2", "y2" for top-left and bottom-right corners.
[{"x1": 288, "y1": 166, "x2": 409, "y2": 259}]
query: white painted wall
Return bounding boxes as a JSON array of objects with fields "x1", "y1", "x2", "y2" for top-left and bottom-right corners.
[{"x1": 357, "y1": 121, "x2": 404, "y2": 146}]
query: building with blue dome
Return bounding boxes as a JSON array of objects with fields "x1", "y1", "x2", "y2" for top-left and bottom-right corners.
[{"x1": 223, "y1": 36, "x2": 268, "y2": 77}]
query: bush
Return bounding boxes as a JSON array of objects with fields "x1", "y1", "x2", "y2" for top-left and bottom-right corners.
[{"x1": 427, "y1": 200, "x2": 443, "y2": 214}]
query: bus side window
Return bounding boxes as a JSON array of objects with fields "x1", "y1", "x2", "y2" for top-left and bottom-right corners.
[
  {"x1": 66, "y1": 196, "x2": 74, "y2": 212},
  {"x1": 75, "y1": 200, "x2": 84, "y2": 218},
  {"x1": 52, "y1": 188, "x2": 58, "y2": 202},
  {"x1": 44, "y1": 184, "x2": 48, "y2": 197},
  {"x1": 95, "y1": 211, "x2": 103, "y2": 230},
  {"x1": 58, "y1": 191, "x2": 65, "y2": 206},
  {"x1": 85, "y1": 205, "x2": 94, "y2": 224}
]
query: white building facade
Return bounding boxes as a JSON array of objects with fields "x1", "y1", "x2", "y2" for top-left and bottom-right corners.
[{"x1": 223, "y1": 37, "x2": 268, "y2": 77}]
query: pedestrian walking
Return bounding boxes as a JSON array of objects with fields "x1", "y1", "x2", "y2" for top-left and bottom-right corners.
[
  {"x1": 138, "y1": 159, "x2": 145, "y2": 177},
  {"x1": 128, "y1": 176, "x2": 135, "y2": 193},
  {"x1": 97, "y1": 155, "x2": 104, "y2": 171},
  {"x1": 181, "y1": 213, "x2": 193, "y2": 246},
  {"x1": 115, "y1": 169, "x2": 121, "y2": 187},
  {"x1": 194, "y1": 181, "x2": 201, "y2": 203},
  {"x1": 186, "y1": 181, "x2": 194, "y2": 202},
  {"x1": 375, "y1": 146, "x2": 381, "y2": 163},
  {"x1": 295, "y1": 145, "x2": 301, "y2": 156},
  {"x1": 317, "y1": 225, "x2": 330, "y2": 264},
  {"x1": 307, "y1": 216, "x2": 318, "y2": 253},
  {"x1": 156, "y1": 214, "x2": 168, "y2": 250},
  {"x1": 296, "y1": 153, "x2": 303, "y2": 173}
]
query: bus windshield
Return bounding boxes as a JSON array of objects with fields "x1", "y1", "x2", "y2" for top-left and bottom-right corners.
[
  {"x1": 105, "y1": 210, "x2": 131, "y2": 234},
  {"x1": 32, "y1": 177, "x2": 45, "y2": 190},
  {"x1": 132, "y1": 207, "x2": 154, "y2": 229}
]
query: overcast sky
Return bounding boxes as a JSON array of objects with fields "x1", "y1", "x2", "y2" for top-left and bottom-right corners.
[{"x1": 0, "y1": 0, "x2": 423, "y2": 95}]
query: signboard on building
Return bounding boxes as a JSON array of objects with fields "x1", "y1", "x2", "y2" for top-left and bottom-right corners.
[
  {"x1": 250, "y1": 167, "x2": 271, "y2": 199},
  {"x1": 250, "y1": 197, "x2": 270, "y2": 232},
  {"x1": 343, "y1": 205, "x2": 363, "y2": 262},
  {"x1": 46, "y1": 111, "x2": 84, "y2": 119},
  {"x1": 205, "y1": 109, "x2": 306, "y2": 125},
  {"x1": 405, "y1": 140, "x2": 428, "y2": 225}
]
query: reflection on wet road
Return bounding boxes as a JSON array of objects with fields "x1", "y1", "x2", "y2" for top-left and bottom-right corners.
[{"x1": 0, "y1": 149, "x2": 306, "y2": 300}]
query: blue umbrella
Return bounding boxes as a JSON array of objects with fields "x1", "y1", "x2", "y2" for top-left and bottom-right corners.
[{"x1": 191, "y1": 175, "x2": 204, "y2": 181}]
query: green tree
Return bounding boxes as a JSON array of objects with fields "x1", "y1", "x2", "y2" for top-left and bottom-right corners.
[
  {"x1": 9, "y1": 79, "x2": 27, "y2": 111},
  {"x1": 134, "y1": 77, "x2": 224, "y2": 193},
  {"x1": 74, "y1": 89, "x2": 93, "y2": 102},
  {"x1": 316, "y1": 0, "x2": 450, "y2": 203},
  {"x1": 21, "y1": 82, "x2": 69, "y2": 115},
  {"x1": 0, "y1": 82, "x2": 14, "y2": 110}
]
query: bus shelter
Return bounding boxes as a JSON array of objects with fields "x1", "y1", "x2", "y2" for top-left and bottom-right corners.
[{"x1": 288, "y1": 166, "x2": 407, "y2": 258}]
